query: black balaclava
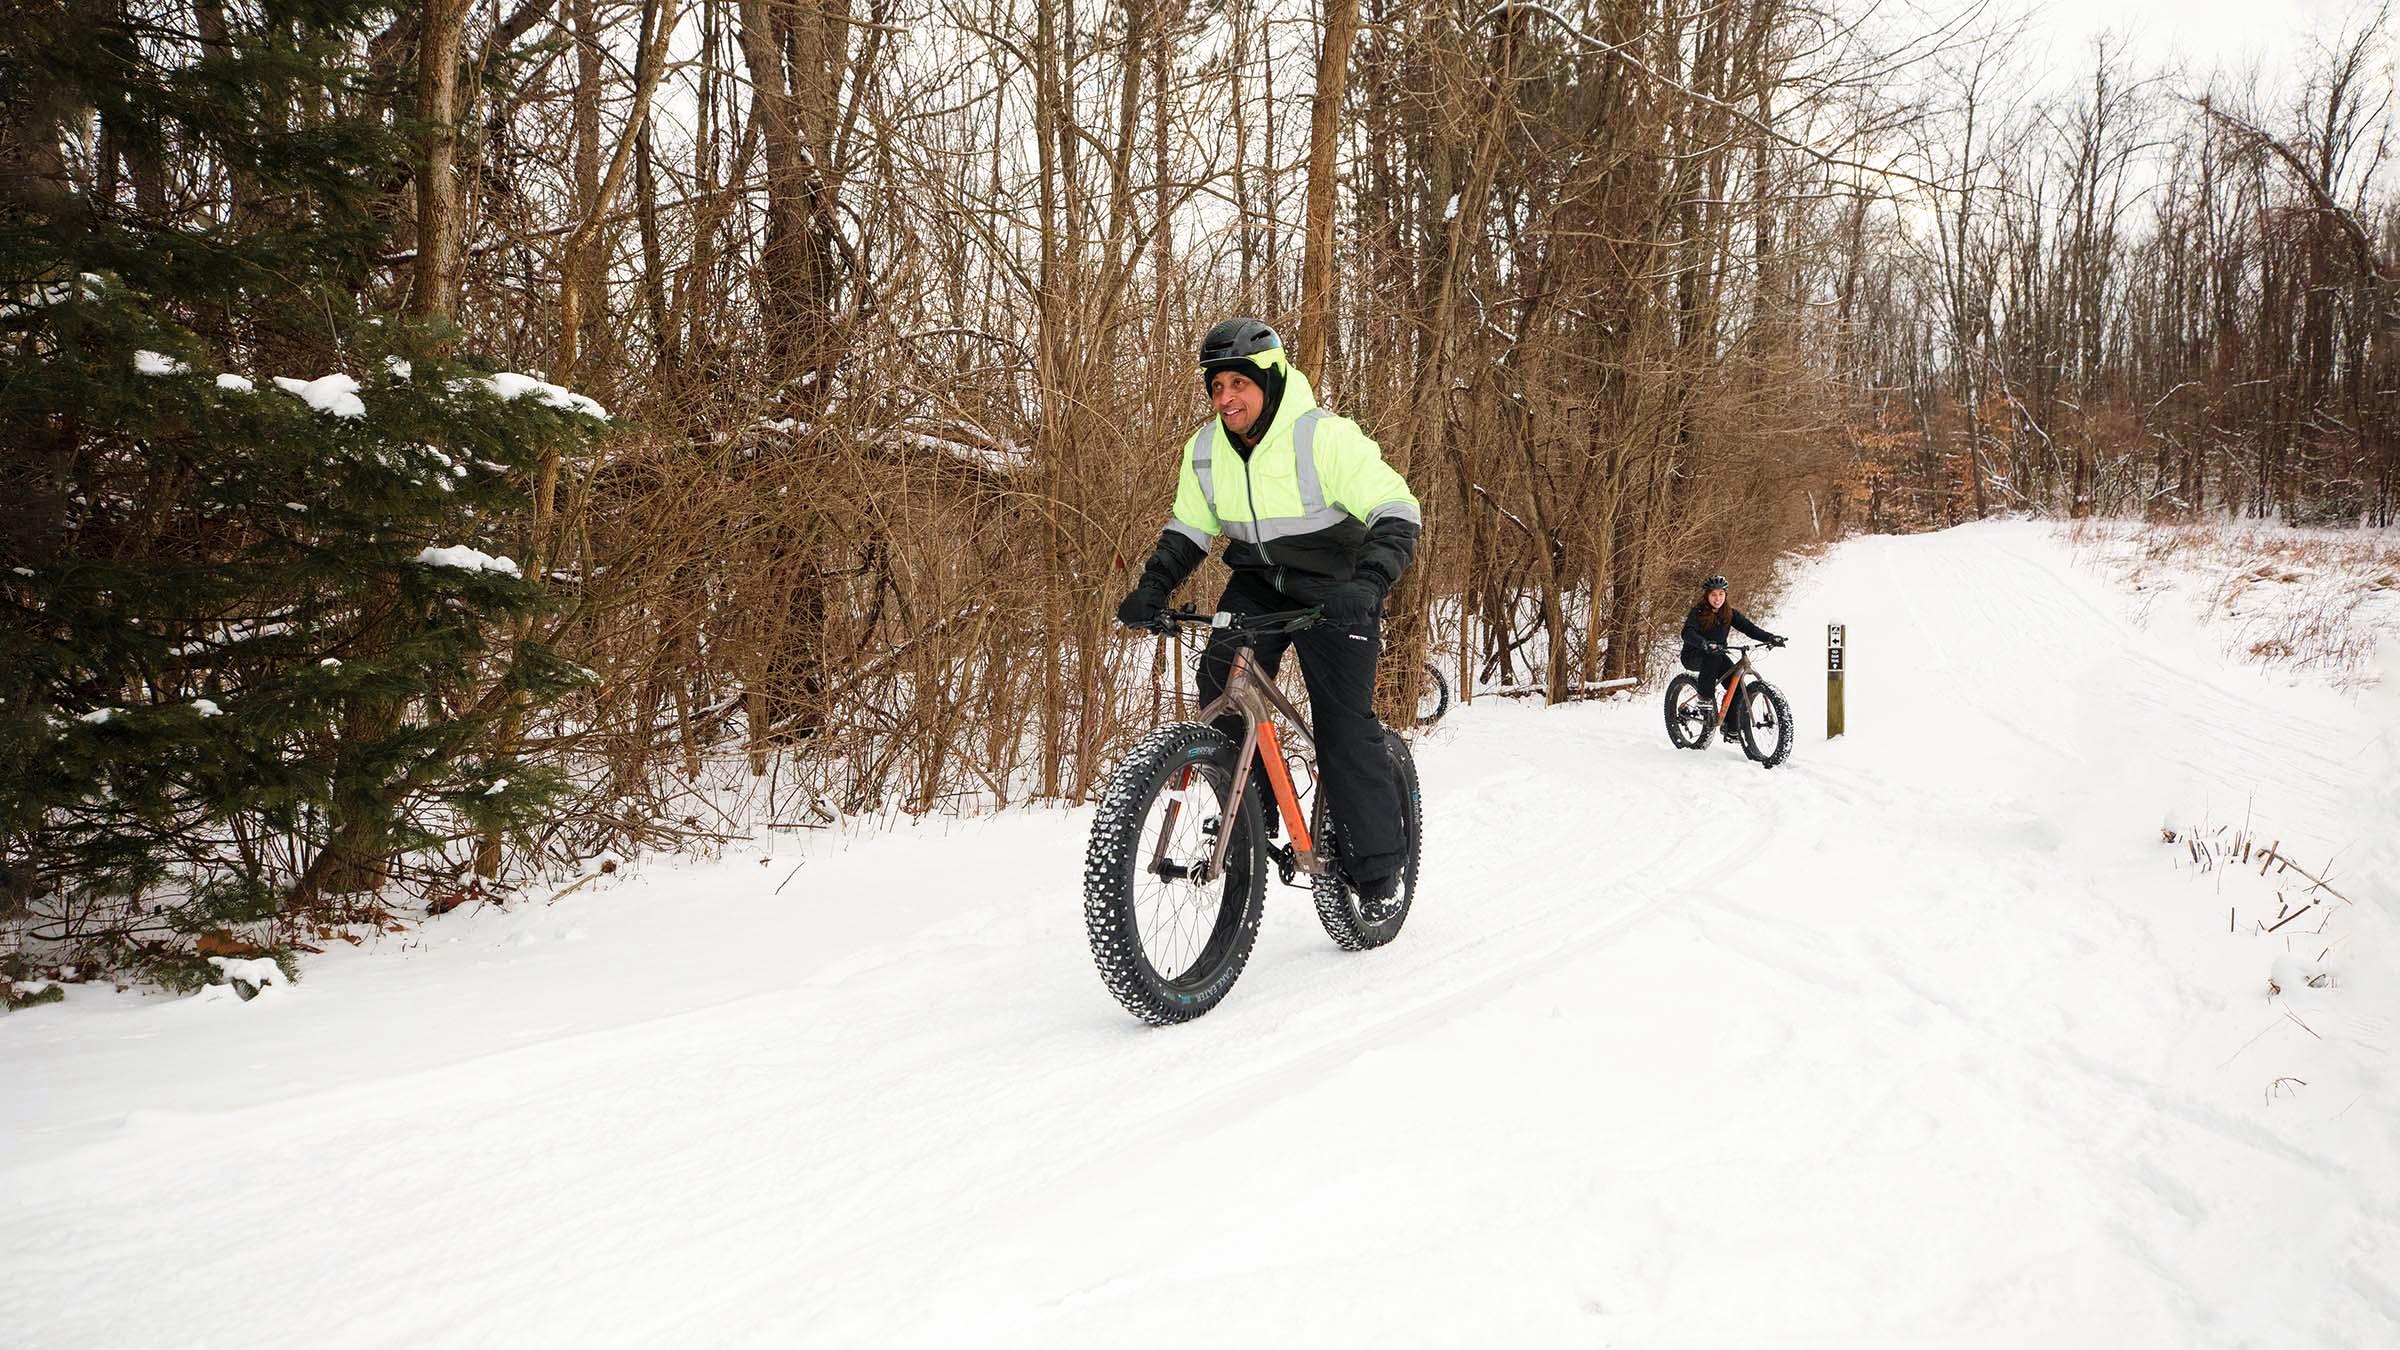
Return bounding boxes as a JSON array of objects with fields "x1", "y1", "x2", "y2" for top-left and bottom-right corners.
[{"x1": 1206, "y1": 360, "x2": 1286, "y2": 453}]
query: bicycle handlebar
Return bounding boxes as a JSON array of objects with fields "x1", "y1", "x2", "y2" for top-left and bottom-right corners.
[{"x1": 1136, "y1": 606, "x2": 1323, "y2": 639}]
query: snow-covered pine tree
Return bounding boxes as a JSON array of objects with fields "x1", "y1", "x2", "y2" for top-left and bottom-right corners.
[{"x1": 0, "y1": 0, "x2": 609, "y2": 953}]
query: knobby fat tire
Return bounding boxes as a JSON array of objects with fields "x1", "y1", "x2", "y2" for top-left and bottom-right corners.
[
  {"x1": 1414, "y1": 661, "x2": 1451, "y2": 727},
  {"x1": 1084, "y1": 723, "x2": 1268, "y2": 1024},
  {"x1": 1664, "y1": 673, "x2": 1714, "y2": 749},
  {"x1": 1739, "y1": 679, "x2": 1796, "y2": 769},
  {"x1": 1311, "y1": 729, "x2": 1422, "y2": 951}
]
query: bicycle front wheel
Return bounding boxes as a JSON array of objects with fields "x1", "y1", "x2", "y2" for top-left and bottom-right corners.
[
  {"x1": 1737, "y1": 679, "x2": 1795, "y2": 768},
  {"x1": 1084, "y1": 723, "x2": 1268, "y2": 1024},
  {"x1": 1664, "y1": 674, "x2": 1713, "y2": 749}
]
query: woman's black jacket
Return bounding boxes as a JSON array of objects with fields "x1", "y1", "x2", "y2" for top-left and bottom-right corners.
[{"x1": 1681, "y1": 603, "x2": 1778, "y2": 663}]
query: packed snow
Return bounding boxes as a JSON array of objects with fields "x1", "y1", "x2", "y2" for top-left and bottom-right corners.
[
  {"x1": 3, "y1": 521, "x2": 2394, "y2": 1347},
  {"x1": 413, "y1": 544, "x2": 522, "y2": 577}
]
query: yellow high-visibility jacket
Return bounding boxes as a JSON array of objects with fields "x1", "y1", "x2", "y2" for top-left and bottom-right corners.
[{"x1": 1165, "y1": 350, "x2": 1420, "y2": 586}]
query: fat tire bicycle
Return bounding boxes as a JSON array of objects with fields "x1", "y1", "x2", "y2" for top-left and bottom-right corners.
[
  {"x1": 1664, "y1": 641, "x2": 1795, "y2": 769},
  {"x1": 1086, "y1": 608, "x2": 1423, "y2": 1025}
]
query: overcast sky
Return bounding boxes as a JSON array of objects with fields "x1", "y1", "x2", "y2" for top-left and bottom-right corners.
[{"x1": 2018, "y1": 0, "x2": 2381, "y2": 95}]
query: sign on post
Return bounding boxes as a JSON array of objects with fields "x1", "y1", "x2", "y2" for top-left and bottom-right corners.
[{"x1": 1827, "y1": 623, "x2": 1846, "y2": 739}]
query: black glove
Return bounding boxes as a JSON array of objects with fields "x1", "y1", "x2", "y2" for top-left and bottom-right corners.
[
  {"x1": 1320, "y1": 577, "x2": 1384, "y2": 627},
  {"x1": 1117, "y1": 529, "x2": 1207, "y2": 631},
  {"x1": 1765, "y1": 634, "x2": 1787, "y2": 649},
  {"x1": 1116, "y1": 582, "x2": 1167, "y2": 629}
]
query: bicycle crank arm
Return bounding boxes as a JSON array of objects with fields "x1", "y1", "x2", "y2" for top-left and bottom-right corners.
[{"x1": 1269, "y1": 842, "x2": 1298, "y2": 887}]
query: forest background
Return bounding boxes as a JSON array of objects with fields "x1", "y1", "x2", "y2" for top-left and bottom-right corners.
[{"x1": 3, "y1": 0, "x2": 2394, "y2": 969}]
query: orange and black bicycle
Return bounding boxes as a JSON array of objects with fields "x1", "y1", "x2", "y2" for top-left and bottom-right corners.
[
  {"x1": 1085, "y1": 607, "x2": 1422, "y2": 1025},
  {"x1": 1665, "y1": 641, "x2": 1795, "y2": 768}
]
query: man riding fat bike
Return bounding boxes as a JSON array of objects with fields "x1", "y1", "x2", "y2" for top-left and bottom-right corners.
[
  {"x1": 1114, "y1": 318, "x2": 1422, "y2": 906},
  {"x1": 1682, "y1": 572, "x2": 1786, "y2": 715}
]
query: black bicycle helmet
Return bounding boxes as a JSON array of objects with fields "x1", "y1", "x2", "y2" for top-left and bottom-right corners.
[
  {"x1": 1198, "y1": 317, "x2": 1283, "y2": 373},
  {"x1": 1196, "y1": 318, "x2": 1292, "y2": 438},
  {"x1": 1702, "y1": 573, "x2": 1729, "y2": 592}
]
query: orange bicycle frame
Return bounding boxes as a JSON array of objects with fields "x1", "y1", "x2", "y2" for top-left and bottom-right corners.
[{"x1": 1188, "y1": 645, "x2": 1328, "y2": 879}]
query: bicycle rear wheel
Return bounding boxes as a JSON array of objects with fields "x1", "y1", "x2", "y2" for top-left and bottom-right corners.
[
  {"x1": 1312, "y1": 729, "x2": 1421, "y2": 951},
  {"x1": 1736, "y1": 678, "x2": 1795, "y2": 768},
  {"x1": 1664, "y1": 674, "x2": 1713, "y2": 749},
  {"x1": 1413, "y1": 661, "x2": 1451, "y2": 727},
  {"x1": 1084, "y1": 724, "x2": 1268, "y2": 1024}
]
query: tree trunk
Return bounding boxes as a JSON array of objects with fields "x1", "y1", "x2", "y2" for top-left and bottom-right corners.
[
  {"x1": 1298, "y1": 0, "x2": 1359, "y2": 385},
  {"x1": 412, "y1": 0, "x2": 470, "y2": 324}
]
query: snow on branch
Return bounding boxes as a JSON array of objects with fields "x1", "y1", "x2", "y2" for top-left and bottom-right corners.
[
  {"x1": 273, "y1": 374, "x2": 365, "y2": 419},
  {"x1": 483, "y1": 371, "x2": 612, "y2": 421},
  {"x1": 415, "y1": 545, "x2": 524, "y2": 577}
]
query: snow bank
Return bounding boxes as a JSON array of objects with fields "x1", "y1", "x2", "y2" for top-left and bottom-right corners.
[
  {"x1": 205, "y1": 957, "x2": 289, "y2": 1001},
  {"x1": 2067, "y1": 519, "x2": 2400, "y2": 688}
]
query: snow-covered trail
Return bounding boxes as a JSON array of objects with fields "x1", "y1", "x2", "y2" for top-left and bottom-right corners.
[{"x1": 6, "y1": 522, "x2": 2396, "y2": 1348}]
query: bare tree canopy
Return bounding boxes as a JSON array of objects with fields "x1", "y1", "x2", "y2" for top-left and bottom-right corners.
[{"x1": 5, "y1": 0, "x2": 2393, "y2": 944}]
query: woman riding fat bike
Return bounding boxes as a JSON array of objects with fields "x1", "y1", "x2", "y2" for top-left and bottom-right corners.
[
  {"x1": 1679, "y1": 573, "x2": 1785, "y2": 714},
  {"x1": 1666, "y1": 573, "x2": 1796, "y2": 767}
]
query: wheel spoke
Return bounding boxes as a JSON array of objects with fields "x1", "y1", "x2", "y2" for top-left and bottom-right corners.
[{"x1": 1134, "y1": 768, "x2": 1232, "y2": 980}]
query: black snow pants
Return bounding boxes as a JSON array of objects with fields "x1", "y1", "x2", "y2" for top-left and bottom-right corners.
[
  {"x1": 1682, "y1": 646, "x2": 1738, "y2": 708},
  {"x1": 1195, "y1": 570, "x2": 1407, "y2": 885}
]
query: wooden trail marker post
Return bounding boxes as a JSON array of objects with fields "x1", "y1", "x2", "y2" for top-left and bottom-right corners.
[{"x1": 1827, "y1": 623, "x2": 1846, "y2": 738}]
